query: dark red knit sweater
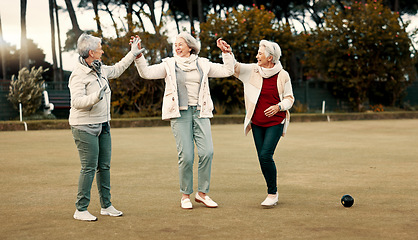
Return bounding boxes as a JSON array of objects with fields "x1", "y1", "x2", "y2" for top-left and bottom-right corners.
[{"x1": 251, "y1": 73, "x2": 286, "y2": 127}]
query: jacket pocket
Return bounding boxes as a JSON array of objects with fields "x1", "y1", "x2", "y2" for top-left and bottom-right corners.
[{"x1": 163, "y1": 91, "x2": 177, "y2": 113}]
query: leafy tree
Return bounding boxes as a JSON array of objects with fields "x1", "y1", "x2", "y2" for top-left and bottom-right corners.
[
  {"x1": 200, "y1": 5, "x2": 298, "y2": 112},
  {"x1": 304, "y1": 0, "x2": 416, "y2": 111},
  {"x1": 8, "y1": 67, "x2": 48, "y2": 116}
]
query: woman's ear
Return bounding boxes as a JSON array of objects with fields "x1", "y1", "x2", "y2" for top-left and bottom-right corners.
[{"x1": 88, "y1": 50, "x2": 94, "y2": 58}]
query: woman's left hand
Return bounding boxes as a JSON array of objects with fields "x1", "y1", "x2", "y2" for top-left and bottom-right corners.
[{"x1": 264, "y1": 105, "x2": 280, "y2": 117}]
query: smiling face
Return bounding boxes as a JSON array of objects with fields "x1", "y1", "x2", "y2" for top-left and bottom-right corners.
[
  {"x1": 174, "y1": 37, "x2": 191, "y2": 58},
  {"x1": 256, "y1": 46, "x2": 274, "y2": 68}
]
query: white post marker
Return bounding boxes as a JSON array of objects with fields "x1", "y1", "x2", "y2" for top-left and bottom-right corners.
[
  {"x1": 322, "y1": 101, "x2": 331, "y2": 122},
  {"x1": 19, "y1": 102, "x2": 22, "y2": 121},
  {"x1": 19, "y1": 103, "x2": 28, "y2": 131}
]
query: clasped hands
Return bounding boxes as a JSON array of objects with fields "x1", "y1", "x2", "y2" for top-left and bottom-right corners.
[
  {"x1": 216, "y1": 38, "x2": 232, "y2": 54},
  {"x1": 129, "y1": 35, "x2": 145, "y2": 57}
]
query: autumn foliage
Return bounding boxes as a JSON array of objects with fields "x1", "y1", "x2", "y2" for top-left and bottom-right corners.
[{"x1": 303, "y1": 0, "x2": 416, "y2": 111}]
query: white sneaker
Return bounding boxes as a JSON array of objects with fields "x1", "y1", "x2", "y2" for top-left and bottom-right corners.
[
  {"x1": 261, "y1": 193, "x2": 279, "y2": 207},
  {"x1": 73, "y1": 210, "x2": 97, "y2": 221},
  {"x1": 101, "y1": 205, "x2": 123, "y2": 217},
  {"x1": 181, "y1": 198, "x2": 193, "y2": 209},
  {"x1": 195, "y1": 193, "x2": 218, "y2": 208}
]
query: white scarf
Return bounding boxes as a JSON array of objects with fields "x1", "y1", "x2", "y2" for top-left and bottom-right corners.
[
  {"x1": 174, "y1": 54, "x2": 198, "y2": 72},
  {"x1": 257, "y1": 61, "x2": 283, "y2": 78}
]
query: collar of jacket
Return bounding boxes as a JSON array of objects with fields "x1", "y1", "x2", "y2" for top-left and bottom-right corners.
[{"x1": 76, "y1": 61, "x2": 96, "y2": 75}]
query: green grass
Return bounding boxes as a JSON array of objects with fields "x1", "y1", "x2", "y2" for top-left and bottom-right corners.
[{"x1": 0, "y1": 119, "x2": 417, "y2": 239}]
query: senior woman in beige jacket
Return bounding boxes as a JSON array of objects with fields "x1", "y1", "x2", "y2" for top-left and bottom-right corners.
[
  {"x1": 69, "y1": 33, "x2": 143, "y2": 221},
  {"x1": 219, "y1": 39, "x2": 294, "y2": 207},
  {"x1": 134, "y1": 32, "x2": 234, "y2": 209}
]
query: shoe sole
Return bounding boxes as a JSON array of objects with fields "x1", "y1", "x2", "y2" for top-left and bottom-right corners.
[
  {"x1": 73, "y1": 215, "x2": 98, "y2": 221},
  {"x1": 195, "y1": 198, "x2": 218, "y2": 208},
  {"x1": 261, "y1": 202, "x2": 278, "y2": 208},
  {"x1": 100, "y1": 212, "x2": 123, "y2": 217},
  {"x1": 181, "y1": 205, "x2": 193, "y2": 210}
]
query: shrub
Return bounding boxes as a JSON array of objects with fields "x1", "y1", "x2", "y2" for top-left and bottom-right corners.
[{"x1": 8, "y1": 67, "x2": 47, "y2": 117}]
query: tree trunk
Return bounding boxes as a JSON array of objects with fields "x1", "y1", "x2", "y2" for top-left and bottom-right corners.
[
  {"x1": 20, "y1": 0, "x2": 29, "y2": 70},
  {"x1": 186, "y1": 0, "x2": 195, "y2": 35},
  {"x1": 197, "y1": 0, "x2": 204, "y2": 23},
  {"x1": 127, "y1": 0, "x2": 133, "y2": 32},
  {"x1": 49, "y1": 0, "x2": 58, "y2": 83},
  {"x1": 394, "y1": 0, "x2": 399, "y2": 12},
  {"x1": 0, "y1": 14, "x2": 7, "y2": 79},
  {"x1": 53, "y1": 0, "x2": 63, "y2": 83},
  {"x1": 64, "y1": 0, "x2": 83, "y2": 38},
  {"x1": 104, "y1": 3, "x2": 119, "y2": 38},
  {"x1": 133, "y1": 10, "x2": 146, "y2": 33},
  {"x1": 145, "y1": 0, "x2": 158, "y2": 30},
  {"x1": 92, "y1": 0, "x2": 102, "y2": 36},
  {"x1": 159, "y1": 0, "x2": 166, "y2": 27}
]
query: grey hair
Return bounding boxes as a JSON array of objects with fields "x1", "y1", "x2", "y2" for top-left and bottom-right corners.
[
  {"x1": 176, "y1": 32, "x2": 201, "y2": 55},
  {"x1": 77, "y1": 33, "x2": 102, "y2": 59},
  {"x1": 259, "y1": 40, "x2": 282, "y2": 64}
]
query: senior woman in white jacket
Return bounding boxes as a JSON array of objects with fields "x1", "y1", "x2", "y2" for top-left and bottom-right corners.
[
  {"x1": 219, "y1": 39, "x2": 294, "y2": 207},
  {"x1": 134, "y1": 32, "x2": 234, "y2": 209},
  {"x1": 69, "y1": 33, "x2": 143, "y2": 221}
]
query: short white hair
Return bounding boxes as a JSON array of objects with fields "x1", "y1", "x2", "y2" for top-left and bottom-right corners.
[
  {"x1": 176, "y1": 32, "x2": 201, "y2": 55},
  {"x1": 77, "y1": 33, "x2": 102, "y2": 59},
  {"x1": 259, "y1": 40, "x2": 281, "y2": 64}
]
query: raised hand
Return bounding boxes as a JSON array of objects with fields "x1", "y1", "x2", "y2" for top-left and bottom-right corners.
[
  {"x1": 216, "y1": 38, "x2": 232, "y2": 53},
  {"x1": 130, "y1": 35, "x2": 145, "y2": 57}
]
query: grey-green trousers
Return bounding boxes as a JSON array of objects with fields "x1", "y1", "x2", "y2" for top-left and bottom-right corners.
[
  {"x1": 170, "y1": 106, "x2": 214, "y2": 195},
  {"x1": 72, "y1": 125, "x2": 112, "y2": 211}
]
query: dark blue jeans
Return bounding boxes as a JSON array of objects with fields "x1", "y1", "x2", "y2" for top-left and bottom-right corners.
[{"x1": 251, "y1": 123, "x2": 284, "y2": 194}]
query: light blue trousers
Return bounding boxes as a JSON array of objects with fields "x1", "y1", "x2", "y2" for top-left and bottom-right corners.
[
  {"x1": 170, "y1": 106, "x2": 214, "y2": 195},
  {"x1": 72, "y1": 125, "x2": 112, "y2": 211}
]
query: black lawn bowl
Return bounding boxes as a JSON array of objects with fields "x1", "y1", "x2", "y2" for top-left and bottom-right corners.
[{"x1": 341, "y1": 194, "x2": 354, "y2": 207}]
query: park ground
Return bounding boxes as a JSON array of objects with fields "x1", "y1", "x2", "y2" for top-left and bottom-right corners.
[{"x1": 0, "y1": 119, "x2": 417, "y2": 239}]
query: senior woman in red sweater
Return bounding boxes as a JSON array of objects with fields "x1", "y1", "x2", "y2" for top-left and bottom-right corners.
[{"x1": 219, "y1": 39, "x2": 295, "y2": 207}]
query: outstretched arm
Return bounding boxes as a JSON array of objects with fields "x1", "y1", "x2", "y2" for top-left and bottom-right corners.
[
  {"x1": 207, "y1": 38, "x2": 235, "y2": 78},
  {"x1": 217, "y1": 38, "x2": 255, "y2": 83},
  {"x1": 102, "y1": 36, "x2": 144, "y2": 79},
  {"x1": 133, "y1": 36, "x2": 167, "y2": 80}
]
